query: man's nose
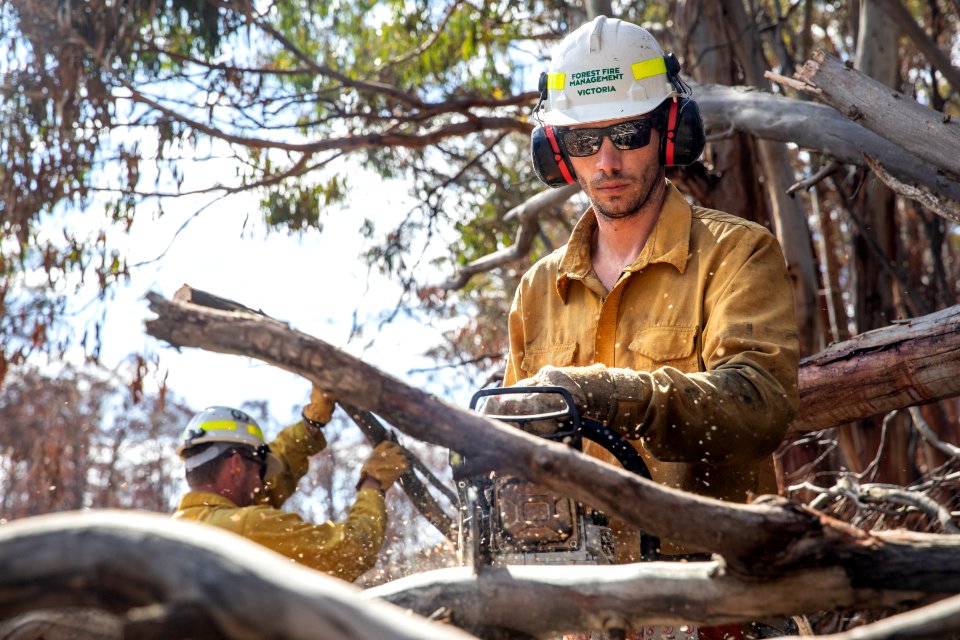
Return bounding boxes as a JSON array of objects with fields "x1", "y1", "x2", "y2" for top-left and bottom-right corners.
[{"x1": 593, "y1": 136, "x2": 623, "y2": 174}]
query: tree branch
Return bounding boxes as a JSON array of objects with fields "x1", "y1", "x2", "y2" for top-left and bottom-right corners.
[
  {"x1": 441, "y1": 184, "x2": 581, "y2": 290},
  {"x1": 791, "y1": 304, "x2": 960, "y2": 435},
  {"x1": 363, "y1": 561, "x2": 937, "y2": 635},
  {"x1": 792, "y1": 50, "x2": 960, "y2": 180}
]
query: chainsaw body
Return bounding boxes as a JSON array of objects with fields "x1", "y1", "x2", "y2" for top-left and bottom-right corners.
[{"x1": 452, "y1": 386, "x2": 655, "y2": 569}]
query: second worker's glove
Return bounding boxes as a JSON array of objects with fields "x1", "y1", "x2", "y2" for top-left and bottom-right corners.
[
  {"x1": 357, "y1": 441, "x2": 409, "y2": 490},
  {"x1": 302, "y1": 385, "x2": 337, "y2": 430}
]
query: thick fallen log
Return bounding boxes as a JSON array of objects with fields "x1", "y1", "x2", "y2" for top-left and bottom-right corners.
[
  {"x1": 791, "y1": 304, "x2": 960, "y2": 435},
  {"x1": 144, "y1": 289, "x2": 960, "y2": 584},
  {"x1": 363, "y1": 562, "x2": 934, "y2": 636},
  {"x1": 0, "y1": 510, "x2": 476, "y2": 640}
]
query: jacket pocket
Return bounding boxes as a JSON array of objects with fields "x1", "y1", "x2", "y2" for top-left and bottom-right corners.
[
  {"x1": 627, "y1": 326, "x2": 698, "y2": 371},
  {"x1": 521, "y1": 342, "x2": 578, "y2": 376}
]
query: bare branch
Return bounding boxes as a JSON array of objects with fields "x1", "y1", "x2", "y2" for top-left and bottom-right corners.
[
  {"x1": 862, "y1": 153, "x2": 960, "y2": 226},
  {"x1": 776, "y1": 592, "x2": 960, "y2": 640},
  {"x1": 793, "y1": 51, "x2": 960, "y2": 179},
  {"x1": 441, "y1": 184, "x2": 581, "y2": 290},
  {"x1": 365, "y1": 561, "x2": 936, "y2": 634},
  {"x1": 908, "y1": 407, "x2": 960, "y2": 461}
]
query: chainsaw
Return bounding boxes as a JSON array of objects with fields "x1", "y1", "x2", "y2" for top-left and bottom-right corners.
[{"x1": 451, "y1": 386, "x2": 658, "y2": 570}]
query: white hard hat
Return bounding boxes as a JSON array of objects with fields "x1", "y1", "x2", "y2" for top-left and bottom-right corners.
[
  {"x1": 539, "y1": 16, "x2": 679, "y2": 126},
  {"x1": 177, "y1": 406, "x2": 283, "y2": 481}
]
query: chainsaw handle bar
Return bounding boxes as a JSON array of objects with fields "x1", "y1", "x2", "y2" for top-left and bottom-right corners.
[
  {"x1": 470, "y1": 386, "x2": 652, "y2": 480},
  {"x1": 469, "y1": 386, "x2": 581, "y2": 423}
]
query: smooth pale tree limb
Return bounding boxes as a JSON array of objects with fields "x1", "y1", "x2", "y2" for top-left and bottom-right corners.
[
  {"x1": 144, "y1": 289, "x2": 960, "y2": 584},
  {"x1": 363, "y1": 562, "x2": 935, "y2": 636},
  {"x1": 0, "y1": 511, "x2": 477, "y2": 640},
  {"x1": 695, "y1": 82, "x2": 960, "y2": 202},
  {"x1": 441, "y1": 183, "x2": 581, "y2": 290}
]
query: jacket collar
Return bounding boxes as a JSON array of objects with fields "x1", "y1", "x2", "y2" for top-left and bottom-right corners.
[
  {"x1": 556, "y1": 180, "x2": 692, "y2": 302},
  {"x1": 176, "y1": 490, "x2": 240, "y2": 510}
]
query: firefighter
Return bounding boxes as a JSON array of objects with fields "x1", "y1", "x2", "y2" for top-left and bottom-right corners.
[
  {"x1": 173, "y1": 388, "x2": 408, "y2": 583},
  {"x1": 505, "y1": 16, "x2": 799, "y2": 634}
]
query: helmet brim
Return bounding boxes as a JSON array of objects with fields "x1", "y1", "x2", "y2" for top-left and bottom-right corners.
[{"x1": 540, "y1": 95, "x2": 673, "y2": 126}]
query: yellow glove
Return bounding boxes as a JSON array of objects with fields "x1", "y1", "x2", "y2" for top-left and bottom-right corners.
[
  {"x1": 302, "y1": 386, "x2": 337, "y2": 428},
  {"x1": 358, "y1": 441, "x2": 409, "y2": 490}
]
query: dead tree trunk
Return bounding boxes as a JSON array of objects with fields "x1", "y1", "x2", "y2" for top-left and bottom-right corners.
[{"x1": 363, "y1": 560, "x2": 938, "y2": 636}]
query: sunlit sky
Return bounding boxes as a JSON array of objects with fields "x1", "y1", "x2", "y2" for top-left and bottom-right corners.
[{"x1": 54, "y1": 165, "x2": 476, "y2": 435}]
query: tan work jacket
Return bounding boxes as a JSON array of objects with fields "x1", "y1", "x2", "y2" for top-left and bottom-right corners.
[
  {"x1": 173, "y1": 421, "x2": 386, "y2": 582},
  {"x1": 504, "y1": 181, "x2": 799, "y2": 556}
]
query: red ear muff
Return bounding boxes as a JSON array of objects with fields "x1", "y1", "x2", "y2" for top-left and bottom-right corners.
[
  {"x1": 663, "y1": 99, "x2": 679, "y2": 166},
  {"x1": 659, "y1": 96, "x2": 705, "y2": 167},
  {"x1": 531, "y1": 124, "x2": 578, "y2": 187}
]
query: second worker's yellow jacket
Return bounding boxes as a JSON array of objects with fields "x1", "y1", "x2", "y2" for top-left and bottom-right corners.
[{"x1": 173, "y1": 421, "x2": 386, "y2": 582}]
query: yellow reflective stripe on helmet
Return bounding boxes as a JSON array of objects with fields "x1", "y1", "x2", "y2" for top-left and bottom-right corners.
[
  {"x1": 547, "y1": 73, "x2": 566, "y2": 90},
  {"x1": 198, "y1": 420, "x2": 265, "y2": 440},
  {"x1": 631, "y1": 57, "x2": 667, "y2": 80}
]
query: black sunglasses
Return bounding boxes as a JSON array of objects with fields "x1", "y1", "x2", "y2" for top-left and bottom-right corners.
[{"x1": 558, "y1": 117, "x2": 658, "y2": 157}]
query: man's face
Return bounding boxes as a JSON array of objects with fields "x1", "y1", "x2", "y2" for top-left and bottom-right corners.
[{"x1": 562, "y1": 114, "x2": 664, "y2": 220}]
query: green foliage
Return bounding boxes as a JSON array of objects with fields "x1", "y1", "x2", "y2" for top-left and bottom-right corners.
[{"x1": 261, "y1": 177, "x2": 346, "y2": 231}]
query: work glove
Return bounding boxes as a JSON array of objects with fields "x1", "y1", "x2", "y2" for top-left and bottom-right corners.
[
  {"x1": 517, "y1": 364, "x2": 651, "y2": 438},
  {"x1": 478, "y1": 389, "x2": 570, "y2": 437},
  {"x1": 302, "y1": 385, "x2": 337, "y2": 431},
  {"x1": 357, "y1": 441, "x2": 409, "y2": 491}
]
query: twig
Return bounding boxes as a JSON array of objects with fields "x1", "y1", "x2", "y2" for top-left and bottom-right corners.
[
  {"x1": 786, "y1": 160, "x2": 842, "y2": 195},
  {"x1": 908, "y1": 407, "x2": 960, "y2": 460}
]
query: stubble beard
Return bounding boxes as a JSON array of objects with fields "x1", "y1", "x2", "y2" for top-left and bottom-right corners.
[{"x1": 585, "y1": 163, "x2": 664, "y2": 221}]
